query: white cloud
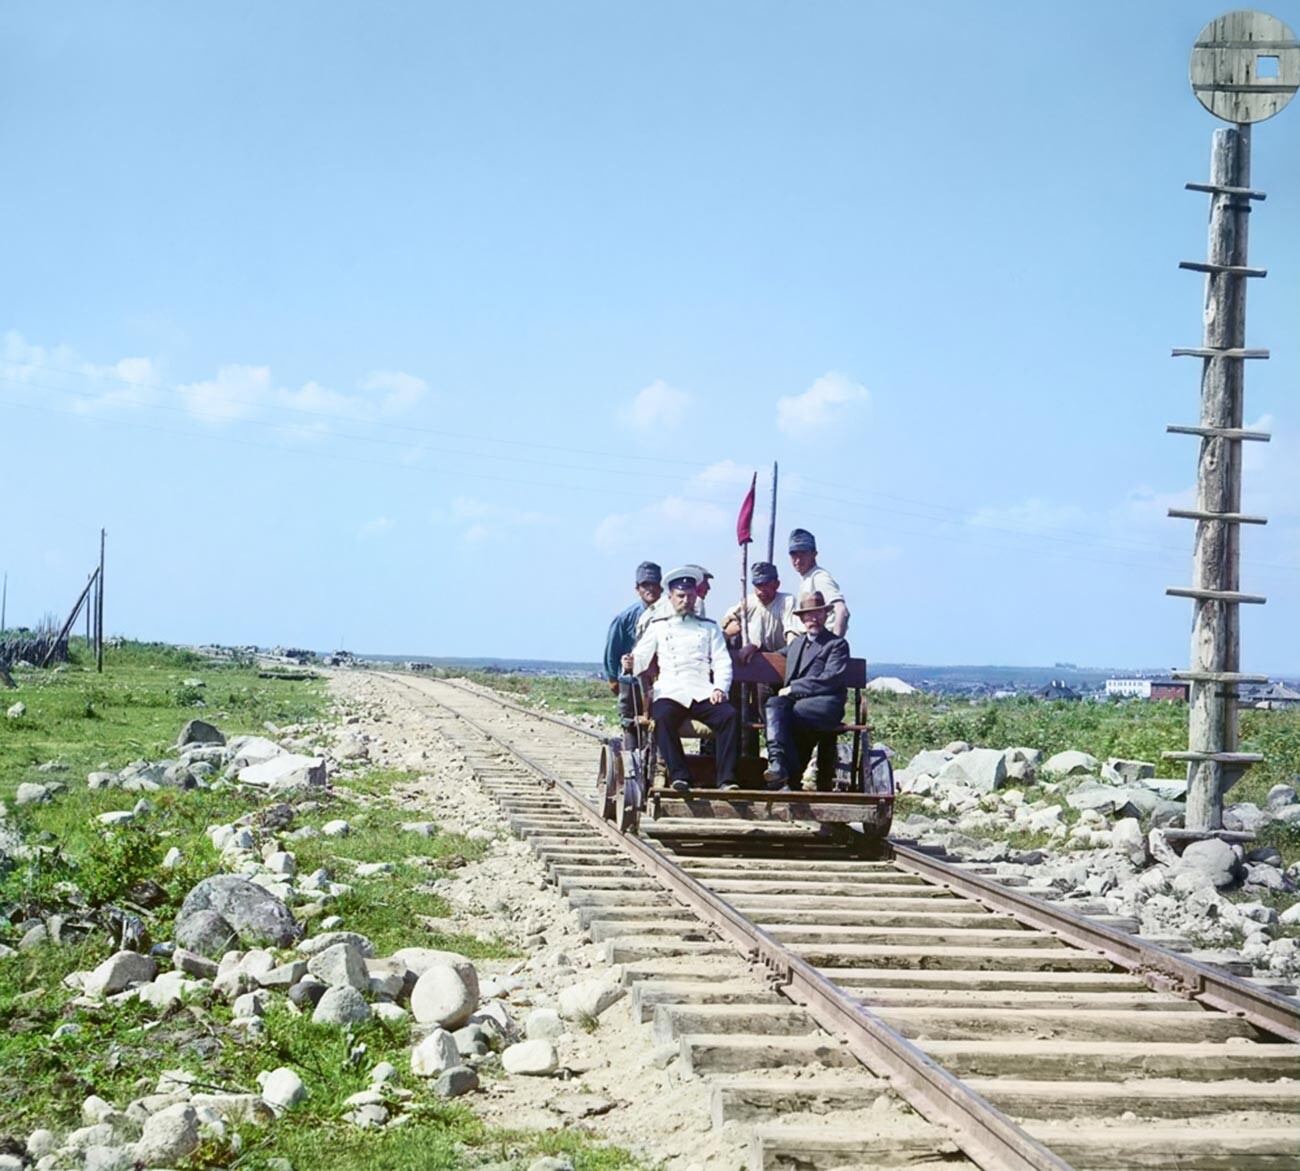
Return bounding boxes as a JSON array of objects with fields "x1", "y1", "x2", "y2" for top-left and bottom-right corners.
[
  {"x1": 1, "y1": 331, "x2": 429, "y2": 442},
  {"x1": 621, "y1": 379, "x2": 691, "y2": 431},
  {"x1": 3, "y1": 330, "x2": 162, "y2": 413},
  {"x1": 359, "y1": 516, "x2": 396, "y2": 538},
  {"x1": 178, "y1": 364, "x2": 273, "y2": 424},
  {"x1": 594, "y1": 495, "x2": 729, "y2": 551},
  {"x1": 776, "y1": 371, "x2": 869, "y2": 437},
  {"x1": 360, "y1": 369, "x2": 428, "y2": 414},
  {"x1": 692, "y1": 459, "x2": 757, "y2": 490}
]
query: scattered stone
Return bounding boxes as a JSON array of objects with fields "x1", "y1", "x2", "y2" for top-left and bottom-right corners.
[
  {"x1": 1266, "y1": 784, "x2": 1298, "y2": 812},
  {"x1": 133, "y1": 1103, "x2": 199, "y2": 1167},
  {"x1": 238, "y1": 754, "x2": 327, "y2": 794},
  {"x1": 84, "y1": 951, "x2": 158, "y2": 998},
  {"x1": 557, "y1": 979, "x2": 624, "y2": 1021},
  {"x1": 288, "y1": 979, "x2": 327, "y2": 1010},
  {"x1": 15, "y1": 782, "x2": 56, "y2": 806},
  {"x1": 306, "y1": 943, "x2": 369, "y2": 991},
  {"x1": 1177, "y1": 838, "x2": 1242, "y2": 890},
  {"x1": 177, "y1": 719, "x2": 225, "y2": 747},
  {"x1": 312, "y1": 985, "x2": 371, "y2": 1025},
  {"x1": 258, "y1": 1067, "x2": 307, "y2": 1112},
  {"x1": 6, "y1": 701, "x2": 25, "y2": 719},
  {"x1": 227, "y1": 736, "x2": 285, "y2": 769},
  {"x1": 298, "y1": 931, "x2": 376, "y2": 958},
  {"x1": 525, "y1": 1007, "x2": 565, "y2": 1039},
  {"x1": 433, "y1": 1066, "x2": 479, "y2": 1098},
  {"x1": 1043, "y1": 750, "x2": 1098, "y2": 777},
  {"x1": 410, "y1": 1028, "x2": 461, "y2": 1077},
  {"x1": 411, "y1": 964, "x2": 477, "y2": 1029},
  {"x1": 501, "y1": 1039, "x2": 559, "y2": 1076},
  {"x1": 321, "y1": 819, "x2": 352, "y2": 837}
]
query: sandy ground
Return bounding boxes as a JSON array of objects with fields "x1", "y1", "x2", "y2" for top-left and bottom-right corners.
[{"x1": 329, "y1": 669, "x2": 760, "y2": 1170}]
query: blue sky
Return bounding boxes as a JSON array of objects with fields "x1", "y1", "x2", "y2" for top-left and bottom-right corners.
[{"x1": 1, "y1": 2, "x2": 1296, "y2": 671}]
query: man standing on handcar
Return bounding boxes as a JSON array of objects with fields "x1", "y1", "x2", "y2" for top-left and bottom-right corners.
[
  {"x1": 603, "y1": 561, "x2": 662, "y2": 742},
  {"x1": 763, "y1": 590, "x2": 849, "y2": 791},
  {"x1": 623, "y1": 566, "x2": 739, "y2": 793}
]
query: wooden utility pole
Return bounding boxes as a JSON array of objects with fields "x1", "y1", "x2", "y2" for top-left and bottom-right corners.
[
  {"x1": 766, "y1": 462, "x2": 778, "y2": 565},
  {"x1": 96, "y1": 528, "x2": 105, "y2": 672},
  {"x1": 1163, "y1": 11, "x2": 1298, "y2": 832}
]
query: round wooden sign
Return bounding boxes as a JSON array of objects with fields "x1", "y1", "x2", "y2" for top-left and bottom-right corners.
[{"x1": 1190, "y1": 9, "x2": 1299, "y2": 123}]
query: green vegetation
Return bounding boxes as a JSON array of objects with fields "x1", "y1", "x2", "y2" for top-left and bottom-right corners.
[{"x1": 0, "y1": 643, "x2": 650, "y2": 1169}]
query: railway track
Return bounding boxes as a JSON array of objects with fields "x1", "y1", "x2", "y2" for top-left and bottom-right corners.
[{"x1": 378, "y1": 671, "x2": 1300, "y2": 1171}]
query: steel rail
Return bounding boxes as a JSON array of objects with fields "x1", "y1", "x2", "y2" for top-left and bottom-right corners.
[
  {"x1": 388, "y1": 674, "x2": 1074, "y2": 1171},
  {"x1": 891, "y1": 842, "x2": 1300, "y2": 1041}
]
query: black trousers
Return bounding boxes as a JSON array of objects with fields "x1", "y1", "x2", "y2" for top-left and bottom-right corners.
[
  {"x1": 765, "y1": 693, "x2": 844, "y2": 787},
  {"x1": 651, "y1": 697, "x2": 739, "y2": 787}
]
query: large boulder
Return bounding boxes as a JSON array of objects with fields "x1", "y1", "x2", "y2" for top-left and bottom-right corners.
[
  {"x1": 1177, "y1": 838, "x2": 1243, "y2": 890},
  {"x1": 410, "y1": 965, "x2": 477, "y2": 1029},
  {"x1": 237, "y1": 754, "x2": 326, "y2": 793},
  {"x1": 175, "y1": 876, "x2": 300, "y2": 950},
  {"x1": 227, "y1": 736, "x2": 285, "y2": 769},
  {"x1": 1043, "y1": 750, "x2": 1097, "y2": 778},
  {"x1": 174, "y1": 910, "x2": 238, "y2": 958},
  {"x1": 557, "y1": 979, "x2": 624, "y2": 1021},
  {"x1": 176, "y1": 719, "x2": 225, "y2": 748},
  {"x1": 904, "y1": 749, "x2": 952, "y2": 776},
  {"x1": 1065, "y1": 784, "x2": 1142, "y2": 820},
  {"x1": 306, "y1": 943, "x2": 369, "y2": 991},
  {"x1": 501, "y1": 1039, "x2": 559, "y2": 1076},
  {"x1": 410, "y1": 1029, "x2": 461, "y2": 1077},
  {"x1": 935, "y1": 748, "x2": 1007, "y2": 792},
  {"x1": 391, "y1": 948, "x2": 479, "y2": 1001},
  {"x1": 312, "y1": 985, "x2": 371, "y2": 1026},
  {"x1": 1266, "y1": 784, "x2": 1298, "y2": 813}
]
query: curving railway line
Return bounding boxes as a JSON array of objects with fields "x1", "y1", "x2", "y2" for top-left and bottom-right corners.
[{"x1": 377, "y1": 670, "x2": 1300, "y2": 1171}]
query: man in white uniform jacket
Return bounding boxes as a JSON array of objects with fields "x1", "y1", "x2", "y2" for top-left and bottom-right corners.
[{"x1": 624, "y1": 566, "x2": 739, "y2": 793}]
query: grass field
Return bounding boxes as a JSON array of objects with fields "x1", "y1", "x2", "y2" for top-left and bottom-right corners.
[{"x1": 0, "y1": 642, "x2": 652, "y2": 1168}]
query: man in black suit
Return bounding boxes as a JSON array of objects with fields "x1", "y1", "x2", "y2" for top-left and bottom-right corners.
[{"x1": 763, "y1": 591, "x2": 849, "y2": 791}]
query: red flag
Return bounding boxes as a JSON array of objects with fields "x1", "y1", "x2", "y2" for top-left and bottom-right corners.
[{"x1": 736, "y1": 472, "x2": 757, "y2": 545}]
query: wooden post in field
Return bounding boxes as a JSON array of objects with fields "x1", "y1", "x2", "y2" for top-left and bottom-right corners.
[
  {"x1": 96, "y1": 528, "x2": 105, "y2": 673},
  {"x1": 1163, "y1": 11, "x2": 1297, "y2": 832}
]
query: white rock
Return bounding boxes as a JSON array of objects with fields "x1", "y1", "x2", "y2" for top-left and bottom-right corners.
[
  {"x1": 1043, "y1": 750, "x2": 1098, "y2": 777},
  {"x1": 6, "y1": 701, "x2": 25, "y2": 719},
  {"x1": 410, "y1": 965, "x2": 477, "y2": 1029},
  {"x1": 935, "y1": 748, "x2": 1007, "y2": 792},
  {"x1": 501, "y1": 1038, "x2": 559, "y2": 1076},
  {"x1": 238, "y1": 754, "x2": 326, "y2": 793},
  {"x1": 372, "y1": 1002, "x2": 409, "y2": 1023},
  {"x1": 227, "y1": 736, "x2": 285, "y2": 768},
  {"x1": 312, "y1": 985, "x2": 371, "y2": 1025},
  {"x1": 322, "y1": 819, "x2": 352, "y2": 837},
  {"x1": 306, "y1": 943, "x2": 370, "y2": 991},
  {"x1": 133, "y1": 1103, "x2": 199, "y2": 1167},
  {"x1": 84, "y1": 951, "x2": 158, "y2": 998},
  {"x1": 410, "y1": 1028, "x2": 462, "y2": 1077},
  {"x1": 1111, "y1": 818, "x2": 1147, "y2": 866},
  {"x1": 557, "y1": 979, "x2": 624, "y2": 1021},
  {"x1": 525, "y1": 1008, "x2": 565, "y2": 1039},
  {"x1": 258, "y1": 1067, "x2": 307, "y2": 1112}
]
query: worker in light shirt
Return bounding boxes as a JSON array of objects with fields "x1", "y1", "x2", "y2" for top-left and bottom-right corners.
[
  {"x1": 786, "y1": 528, "x2": 849, "y2": 637},
  {"x1": 623, "y1": 566, "x2": 738, "y2": 793}
]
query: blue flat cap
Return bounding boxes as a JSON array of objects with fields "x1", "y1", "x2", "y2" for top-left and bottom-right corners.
[
  {"x1": 751, "y1": 560, "x2": 778, "y2": 584},
  {"x1": 635, "y1": 561, "x2": 662, "y2": 585},
  {"x1": 788, "y1": 528, "x2": 816, "y2": 553}
]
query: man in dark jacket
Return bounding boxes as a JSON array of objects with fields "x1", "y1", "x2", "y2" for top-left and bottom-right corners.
[
  {"x1": 763, "y1": 590, "x2": 849, "y2": 790},
  {"x1": 603, "y1": 561, "x2": 662, "y2": 740}
]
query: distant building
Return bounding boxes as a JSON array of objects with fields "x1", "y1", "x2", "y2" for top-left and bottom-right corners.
[
  {"x1": 1106, "y1": 678, "x2": 1152, "y2": 698},
  {"x1": 1037, "y1": 679, "x2": 1081, "y2": 701},
  {"x1": 1149, "y1": 680, "x2": 1189, "y2": 703},
  {"x1": 1253, "y1": 682, "x2": 1300, "y2": 709}
]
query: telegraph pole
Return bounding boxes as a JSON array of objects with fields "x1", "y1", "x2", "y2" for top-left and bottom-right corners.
[{"x1": 1163, "y1": 11, "x2": 1297, "y2": 833}]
